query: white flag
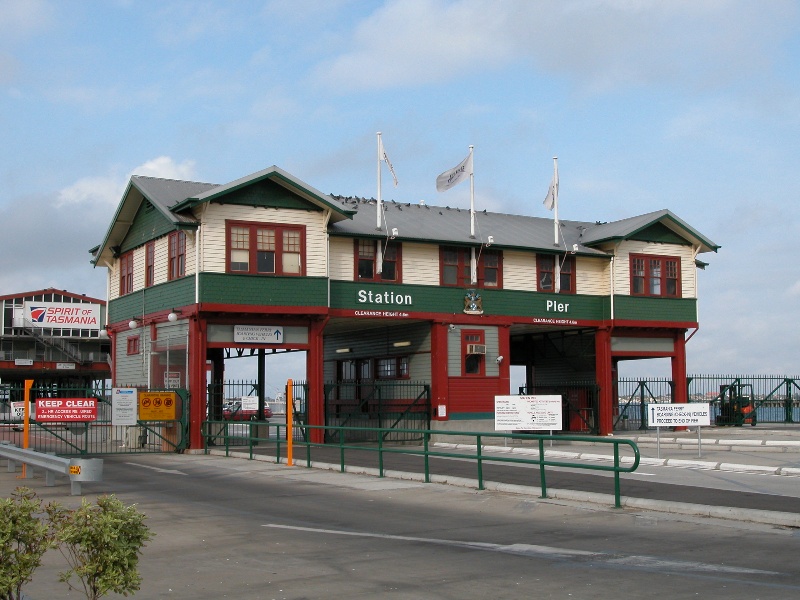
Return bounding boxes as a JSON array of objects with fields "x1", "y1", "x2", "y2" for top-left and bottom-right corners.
[
  {"x1": 436, "y1": 153, "x2": 473, "y2": 192},
  {"x1": 544, "y1": 173, "x2": 558, "y2": 211},
  {"x1": 380, "y1": 137, "x2": 398, "y2": 187}
]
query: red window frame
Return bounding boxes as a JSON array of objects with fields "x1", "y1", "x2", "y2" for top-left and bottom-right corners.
[
  {"x1": 145, "y1": 241, "x2": 155, "y2": 287},
  {"x1": 354, "y1": 239, "x2": 402, "y2": 283},
  {"x1": 119, "y1": 252, "x2": 134, "y2": 296},
  {"x1": 462, "y1": 330, "x2": 485, "y2": 377},
  {"x1": 226, "y1": 220, "x2": 306, "y2": 276},
  {"x1": 168, "y1": 231, "x2": 186, "y2": 281},
  {"x1": 630, "y1": 254, "x2": 681, "y2": 298},
  {"x1": 537, "y1": 254, "x2": 576, "y2": 294},
  {"x1": 439, "y1": 247, "x2": 502, "y2": 288},
  {"x1": 126, "y1": 336, "x2": 140, "y2": 355}
]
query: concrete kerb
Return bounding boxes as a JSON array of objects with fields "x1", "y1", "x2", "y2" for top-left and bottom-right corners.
[{"x1": 205, "y1": 448, "x2": 800, "y2": 528}]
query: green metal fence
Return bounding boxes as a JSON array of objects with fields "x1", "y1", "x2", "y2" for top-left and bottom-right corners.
[
  {"x1": 323, "y1": 381, "x2": 431, "y2": 442},
  {"x1": 202, "y1": 421, "x2": 640, "y2": 508},
  {"x1": 616, "y1": 375, "x2": 800, "y2": 430},
  {"x1": 0, "y1": 384, "x2": 188, "y2": 455}
]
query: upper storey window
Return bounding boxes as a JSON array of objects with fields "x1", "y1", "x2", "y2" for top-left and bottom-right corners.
[
  {"x1": 355, "y1": 240, "x2": 402, "y2": 283},
  {"x1": 630, "y1": 254, "x2": 680, "y2": 297},
  {"x1": 227, "y1": 221, "x2": 305, "y2": 276},
  {"x1": 537, "y1": 255, "x2": 575, "y2": 294},
  {"x1": 169, "y1": 231, "x2": 186, "y2": 280},
  {"x1": 440, "y1": 247, "x2": 502, "y2": 288},
  {"x1": 119, "y1": 252, "x2": 134, "y2": 296}
]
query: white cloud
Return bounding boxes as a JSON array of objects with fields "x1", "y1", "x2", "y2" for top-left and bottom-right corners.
[
  {"x1": 0, "y1": 0, "x2": 54, "y2": 42},
  {"x1": 312, "y1": 0, "x2": 797, "y2": 94},
  {"x1": 56, "y1": 157, "x2": 197, "y2": 209},
  {"x1": 130, "y1": 156, "x2": 197, "y2": 181},
  {"x1": 789, "y1": 281, "x2": 800, "y2": 297}
]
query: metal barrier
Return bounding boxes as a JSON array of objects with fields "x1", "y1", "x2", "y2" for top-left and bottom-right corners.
[
  {"x1": 0, "y1": 441, "x2": 103, "y2": 495},
  {"x1": 202, "y1": 421, "x2": 640, "y2": 508}
]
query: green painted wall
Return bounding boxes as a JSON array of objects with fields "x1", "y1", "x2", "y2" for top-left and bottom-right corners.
[
  {"x1": 121, "y1": 201, "x2": 175, "y2": 253},
  {"x1": 108, "y1": 276, "x2": 195, "y2": 324},
  {"x1": 219, "y1": 179, "x2": 323, "y2": 211},
  {"x1": 198, "y1": 273, "x2": 328, "y2": 306},
  {"x1": 613, "y1": 295, "x2": 697, "y2": 322},
  {"x1": 330, "y1": 281, "x2": 611, "y2": 321}
]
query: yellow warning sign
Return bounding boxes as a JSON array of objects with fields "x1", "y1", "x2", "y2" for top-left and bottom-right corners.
[
  {"x1": 139, "y1": 392, "x2": 180, "y2": 420},
  {"x1": 69, "y1": 465, "x2": 81, "y2": 475}
]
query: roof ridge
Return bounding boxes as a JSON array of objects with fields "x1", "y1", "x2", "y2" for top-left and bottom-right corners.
[{"x1": 131, "y1": 174, "x2": 217, "y2": 186}]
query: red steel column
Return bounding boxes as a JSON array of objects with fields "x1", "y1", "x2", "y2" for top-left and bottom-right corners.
[
  {"x1": 188, "y1": 316, "x2": 208, "y2": 450},
  {"x1": 306, "y1": 318, "x2": 326, "y2": 444},
  {"x1": 672, "y1": 330, "x2": 688, "y2": 404},
  {"x1": 595, "y1": 327, "x2": 613, "y2": 435},
  {"x1": 430, "y1": 323, "x2": 449, "y2": 420}
]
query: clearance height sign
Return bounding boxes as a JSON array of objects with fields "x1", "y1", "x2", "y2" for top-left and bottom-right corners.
[{"x1": 35, "y1": 398, "x2": 98, "y2": 422}]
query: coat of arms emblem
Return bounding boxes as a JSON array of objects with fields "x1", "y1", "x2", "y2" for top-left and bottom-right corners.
[{"x1": 463, "y1": 289, "x2": 483, "y2": 315}]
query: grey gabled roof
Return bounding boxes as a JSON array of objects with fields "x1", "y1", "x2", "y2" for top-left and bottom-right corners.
[
  {"x1": 131, "y1": 176, "x2": 216, "y2": 226},
  {"x1": 580, "y1": 209, "x2": 719, "y2": 253},
  {"x1": 172, "y1": 165, "x2": 354, "y2": 223},
  {"x1": 328, "y1": 200, "x2": 719, "y2": 256}
]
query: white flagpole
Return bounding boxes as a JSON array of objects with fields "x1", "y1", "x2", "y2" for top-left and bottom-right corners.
[
  {"x1": 469, "y1": 145, "x2": 475, "y2": 239},
  {"x1": 552, "y1": 156, "x2": 559, "y2": 246},
  {"x1": 377, "y1": 132, "x2": 383, "y2": 232},
  {"x1": 376, "y1": 132, "x2": 384, "y2": 274}
]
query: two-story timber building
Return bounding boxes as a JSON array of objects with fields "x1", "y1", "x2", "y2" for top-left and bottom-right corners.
[{"x1": 91, "y1": 165, "x2": 718, "y2": 449}]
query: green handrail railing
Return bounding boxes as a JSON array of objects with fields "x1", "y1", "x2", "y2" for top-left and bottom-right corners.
[{"x1": 202, "y1": 421, "x2": 640, "y2": 508}]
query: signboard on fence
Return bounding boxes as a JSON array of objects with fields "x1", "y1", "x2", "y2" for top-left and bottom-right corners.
[
  {"x1": 647, "y1": 403, "x2": 711, "y2": 427},
  {"x1": 495, "y1": 395, "x2": 563, "y2": 431},
  {"x1": 35, "y1": 398, "x2": 97, "y2": 422},
  {"x1": 138, "y1": 391, "x2": 180, "y2": 420},
  {"x1": 112, "y1": 388, "x2": 138, "y2": 426},
  {"x1": 10, "y1": 401, "x2": 35, "y2": 420}
]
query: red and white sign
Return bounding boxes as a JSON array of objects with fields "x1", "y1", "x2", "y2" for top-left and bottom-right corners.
[
  {"x1": 35, "y1": 398, "x2": 98, "y2": 422},
  {"x1": 23, "y1": 301, "x2": 101, "y2": 330}
]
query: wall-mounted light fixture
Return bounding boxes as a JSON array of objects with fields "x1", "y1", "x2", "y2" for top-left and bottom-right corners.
[
  {"x1": 335, "y1": 348, "x2": 352, "y2": 354},
  {"x1": 393, "y1": 341, "x2": 412, "y2": 348},
  {"x1": 390, "y1": 227, "x2": 399, "y2": 239},
  {"x1": 99, "y1": 326, "x2": 109, "y2": 338},
  {"x1": 167, "y1": 308, "x2": 182, "y2": 322},
  {"x1": 128, "y1": 317, "x2": 141, "y2": 330},
  {"x1": 486, "y1": 235, "x2": 494, "y2": 247}
]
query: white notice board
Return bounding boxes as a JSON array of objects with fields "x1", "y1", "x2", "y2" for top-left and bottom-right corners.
[
  {"x1": 647, "y1": 403, "x2": 710, "y2": 427},
  {"x1": 495, "y1": 395, "x2": 562, "y2": 431},
  {"x1": 112, "y1": 388, "x2": 138, "y2": 426}
]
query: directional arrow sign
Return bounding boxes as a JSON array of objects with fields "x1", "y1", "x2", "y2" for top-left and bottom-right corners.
[
  {"x1": 647, "y1": 403, "x2": 710, "y2": 427},
  {"x1": 234, "y1": 325, "x2": 284, "y2": 344}
]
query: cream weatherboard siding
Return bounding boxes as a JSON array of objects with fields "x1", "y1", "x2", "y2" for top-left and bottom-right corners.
[
  {"x1": 612, "y1": 241, "x2": 697, "y2": 298},
  {"x1": 200, "y1": 204, "x2": 329, "y2": 277},
  {"x1": 399, "y1": 242, "x2": 440, "y2": 286},
  {"x1": 576, "y1": 256, "x2": 610, "y2": 296},
  {"x1": 108, "y1": 232, "x2": 197, "y2": 300},
  {"x1": 502, "y1": 250, "x2": 536, "y2": 292},
  {"x1": 328, "y1": 237, "x2": 354, "y2": 281}
]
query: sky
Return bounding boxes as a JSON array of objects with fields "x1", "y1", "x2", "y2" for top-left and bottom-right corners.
[{"x1": 1, "y1": 0, "x2": 799, "y2": 385}]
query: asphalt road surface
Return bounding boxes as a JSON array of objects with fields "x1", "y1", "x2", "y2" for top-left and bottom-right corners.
[{"x1": 4, "y1": 453, "x2": 800, "y2": 600}]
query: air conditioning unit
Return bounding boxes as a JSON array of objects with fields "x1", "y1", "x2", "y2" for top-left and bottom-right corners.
[{"x1": 466, "y1": 344, "x2": 486, "y2": 355}]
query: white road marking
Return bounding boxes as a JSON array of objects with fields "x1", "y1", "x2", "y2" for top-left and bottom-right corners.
[
  {"x1": 263, "y1": 523, "x2": 779, "y2": 576},
  {"x1": 124, "y1": 462, "x2": 186, "y2": 475}
]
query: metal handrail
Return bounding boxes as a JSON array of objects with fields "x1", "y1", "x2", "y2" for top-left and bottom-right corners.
[{"x1": 202, "y1": 421, "x2": 640, "y2": 508}]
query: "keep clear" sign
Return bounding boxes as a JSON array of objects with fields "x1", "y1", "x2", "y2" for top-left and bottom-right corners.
[{"x1": 647, "y1": 403, "x2": 711, "y2": 427}]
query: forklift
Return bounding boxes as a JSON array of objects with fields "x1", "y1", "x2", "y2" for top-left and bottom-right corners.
[{"x1": 715, "y1": 383, "x2": 757, "y2": 426}]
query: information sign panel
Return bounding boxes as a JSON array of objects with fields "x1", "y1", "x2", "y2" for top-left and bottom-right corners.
[
  {"x1": 647, "y1": 403, "x2": 710, "y2": 427},
  {"x1": 233, "y1": 325, "x2": 284, "y2": 344},
  {"x1": 495, "y1": 395, "x2": 562, "y2": 431},
  {"x1": 139, "y1": 391, "x2": 180, "y2": 420},
  {"x1": 112, "y1": 388, "x2": 138, "y2": 426}
]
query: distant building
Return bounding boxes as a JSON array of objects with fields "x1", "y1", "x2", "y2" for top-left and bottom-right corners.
[
  {"x1": 92, "y1": 165, "x2": 718, "y2": 448},
  {"x1": 0, "y1": 288, "x2": 110, "y2": 402}
]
